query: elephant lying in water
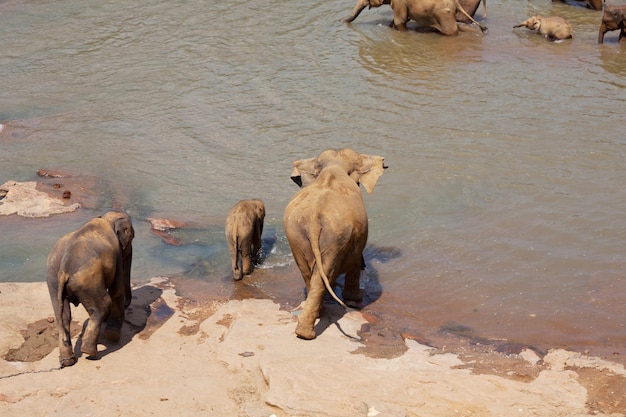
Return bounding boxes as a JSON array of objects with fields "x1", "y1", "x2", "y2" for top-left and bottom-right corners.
[
  {"x1": 283, "y1": 148, "x2": 387, "y2": 340},
  {"x1": 514, "y1": 15, "x2": 574, "y2": 41},
  {"x1": 46, "y1": 211, "x2": 134, "y2": 367},
  {"x1": 343, "y1": 0, "x2": 488, "y2": 35}
]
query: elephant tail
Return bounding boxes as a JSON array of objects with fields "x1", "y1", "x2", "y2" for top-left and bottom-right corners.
[
  {"x1": 456, "y1": 0, "x2": 488, "y2": 33},
  {"x1": 309, "y1": 232, "x2": 348, "y2": 309},
  {"x1": 57, "y1": 270, "x2": 70, "y2": 325}
]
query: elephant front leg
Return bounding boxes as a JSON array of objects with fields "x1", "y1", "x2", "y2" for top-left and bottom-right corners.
[
  {"x1": 104, "y1": 293, "x2": 125, "y2": 343},
  {"x1": 81, "y1": 296, "x2": 111, "y2": 358},
  {"x1": 343, "y1": 267, "x2": 364, "y2": 303},
  {"x1": 296, "y1": 278, "x2": 325, "y2": 340}
]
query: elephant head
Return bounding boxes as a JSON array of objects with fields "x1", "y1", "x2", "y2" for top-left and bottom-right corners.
[
  {"x1": 598, "y1": 5, "x2": 626, "y2": 44},
  {"x1": 291, "y1": 148, "x2": 387, "y2": 194},
  {"x1": 101, "y1": 211, "x2": 135, "y2": 307}
]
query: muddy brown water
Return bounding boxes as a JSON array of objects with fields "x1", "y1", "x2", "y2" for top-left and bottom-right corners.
[{"x1": 1, "y1": 0, "x2": 625, "y2": 364}]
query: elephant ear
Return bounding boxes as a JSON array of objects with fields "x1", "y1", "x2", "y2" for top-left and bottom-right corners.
[
  {"x1": 114, "y1": 216, "x2": 135, "y2": 252},
  {"x1": 291, "y1": 157, "x2": 320, "y2": 187},
  {"x1": 356, "y1": 155, "x2": 386, "y2": 194}
]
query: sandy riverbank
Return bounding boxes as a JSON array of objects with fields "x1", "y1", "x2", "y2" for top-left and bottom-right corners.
[{"x1": 0, "y1": 278, "x2": 624, "y2": 417}]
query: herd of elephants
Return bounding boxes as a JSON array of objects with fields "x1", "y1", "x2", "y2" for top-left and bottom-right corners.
[
  {"x1": 44, "y1": 0, "x2": 624, "y2": 370},
  {"x1": 342, "y1": 0, "x2": 625, "y2": 42},
  {"x1": 46, "y1": 148, "x2": 386, "y2": 367}
]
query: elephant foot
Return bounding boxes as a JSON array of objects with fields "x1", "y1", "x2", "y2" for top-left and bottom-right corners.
[
  {"x1": 295, "y1": 322, "x2": 316, "y2": 340},
  {"x1": 343, "y1": 288, "x2": 364, "y2": 302},
  {"x1": 59, "y1": 355, "x2": 77, "y2": 368},
  {"x1": 81, "y1": 344, "x2": 98, "y2": 359}
]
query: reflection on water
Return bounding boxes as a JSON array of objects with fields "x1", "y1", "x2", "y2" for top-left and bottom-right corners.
[{"x1": 1, "y1": 0, "x2": 625, "y2": 361}]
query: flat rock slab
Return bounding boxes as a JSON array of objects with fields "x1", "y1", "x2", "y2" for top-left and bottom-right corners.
[{"x1": 0, "y1": 181, "x2": 80, "y2": 217}]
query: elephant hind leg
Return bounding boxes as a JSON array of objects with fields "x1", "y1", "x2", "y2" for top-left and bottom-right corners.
[
  {"x1": 296, "y1": 272, "x2": 326, "y2": 340},
  {"x1": 57, "y1": 298, "x2": 77, "y2": 367}
]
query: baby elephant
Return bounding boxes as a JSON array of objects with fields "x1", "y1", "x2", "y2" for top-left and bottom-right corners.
[
  {"x1": 514, "y1": 15, "x2": 574, "y2": 41},
  {"x1": 225, "y1": 199, "x2": 265, "y2": 280}
]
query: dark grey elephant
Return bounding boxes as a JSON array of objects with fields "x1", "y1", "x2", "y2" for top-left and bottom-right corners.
[
  {"x1": 283, "y1": 149, "x2": 386, "y2": 340},
  {"x1": 343, "y1": 0, "x2": 488, "y2": 35},
  {"x1": 553, "y1": 0, "x2": 603, "y2": 11},
  {"x1": 225, "y1": 199, "x2": 265, "y2": 280},
  {"x1": 46, "y1": 211, "x2": 134, "y2": 367},
  {"x1": 598, "y1": 4, "x2": 626, "y2": 43}
]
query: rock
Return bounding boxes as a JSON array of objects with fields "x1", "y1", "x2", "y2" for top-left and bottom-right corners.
[{"x1": 0, "y1": 181, "x2": 80, "y2": 217}]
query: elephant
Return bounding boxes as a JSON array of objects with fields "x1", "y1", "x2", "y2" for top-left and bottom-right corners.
[
  {"x1": 514, "y1": 15, "x2": 574, "y2": 41},
  {"x1": 342, "y1": 0, "x2": 488, "y2": 35},
  {"x1": 224, "y1": 199, "x2": 265, "y2": 280},
  {"x1": 457, "y1": 0, "x2": 486, "y2": 24},
  {"x1": 283, "y1": 148, "x2": 386, "y2": 340},
  {"x1": 553, "y1": 0, "x2": 603, "y2": 11},
  {"x1": 46, "y1": 211, "x2": 134, "y2": 367},
  {"x1": 598, "y1": 4, "x2": 626, "y2": 43}
]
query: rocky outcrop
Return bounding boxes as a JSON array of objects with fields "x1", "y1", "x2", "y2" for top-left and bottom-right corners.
[{"x1": 0, "y1": 181, "x2": 80, "y2": 218}]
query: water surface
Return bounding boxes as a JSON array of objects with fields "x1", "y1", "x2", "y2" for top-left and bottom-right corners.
[{"x1": 1, "y1": 0, "x2": 625, "y2": 360}]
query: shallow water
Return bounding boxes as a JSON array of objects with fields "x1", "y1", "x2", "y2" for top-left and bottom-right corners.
[{"x1": 1, "y1": 0, "x2": 625, "y2": 360}]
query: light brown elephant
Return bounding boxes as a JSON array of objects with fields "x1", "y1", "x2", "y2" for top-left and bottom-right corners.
[
  {"x1": 514, "y1": 15, "x2": 574, "y2": 41},
  {"x1": 283, "y1": 149, "x2": 386, "y2": 340},
  {"x1": 457, "y1": 0, "x2": 486, "y2": 24},
  {"x1": 342, "y1": 0, "x2": 488, "y2": 35},
  {"x1": 598, "y1": 4, "x2": 626, "y2": 43},
  {"x1": 46, "y1": 211, "x2": 134, "y2": 367},
  {"x1": 225, "y1": 199, "x2": 265, "y2": 281}
]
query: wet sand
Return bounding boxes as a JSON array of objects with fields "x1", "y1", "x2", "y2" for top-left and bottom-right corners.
[{"x1": 1, "y1": 278, "x2": 624, "y2": 417}]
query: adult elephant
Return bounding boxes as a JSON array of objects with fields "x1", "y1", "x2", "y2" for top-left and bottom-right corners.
[
  {"x1": 457, "y1": 0, "x2": 486, "y2": 24},
  {"x1": 283, "y1": 149, "x2": 386, "y2": 340},
  {"x1": 46, "y1": 211, "x2": 135, "y2": 367},
  {"x1": 598, "y1": 4, "x2": 626, "y2": 43},
  {"x1": 343, "y1": 0, "x2": 488, "y2": 35}
]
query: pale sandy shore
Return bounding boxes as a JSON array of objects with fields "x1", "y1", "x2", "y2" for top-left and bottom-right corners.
[{"x1": 1, "y1": 278, "x2": 625, "y2": 417}]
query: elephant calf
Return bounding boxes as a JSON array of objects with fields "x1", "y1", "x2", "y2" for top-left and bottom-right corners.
[
  {"x1": 46, "y1": 211, "x2": 134, "y2": 367},
  {"x1": 514, "y1": 15, "x2": 574, "y2": 41},
  {"x1": 598, "y1": 5, "x2": 626, "y2": 44},
  {"x1": 225, "y1": 199, "x2": 265, "y2": 280}
]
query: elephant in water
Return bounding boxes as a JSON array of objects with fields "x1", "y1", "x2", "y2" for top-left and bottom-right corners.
[
  {"x1": 225, "y1": 199, "x2": 265, "y2": 280},
  {"x1": 46, "y1": 211, "x2": 134, "y2": 367},
  {"x1": 598, "y1": 5, "x2": 626, "y2": 43},
  {"x1": 457, "y1": 0, "x2": 487, "y2": 24},
  {"x1": 514, "y1": 15, "x2": 574, "y2": 41},
  {"x1": 553, "y1": 0, "x2": 602, "y2": 11},
  {"x1": 343, "y1": 0, "x2": 488, "y2": 35},
  {"x1": 283, "y1": 148, "x2": 387, "y2": 340}
]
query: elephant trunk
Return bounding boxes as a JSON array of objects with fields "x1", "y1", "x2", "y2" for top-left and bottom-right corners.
[
  {"x1": 598, "y1": 24, "x2": 607, "y2": 43},
  {"x1": 343, "y1": 0, "x2": 369, "y2": 23}
]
